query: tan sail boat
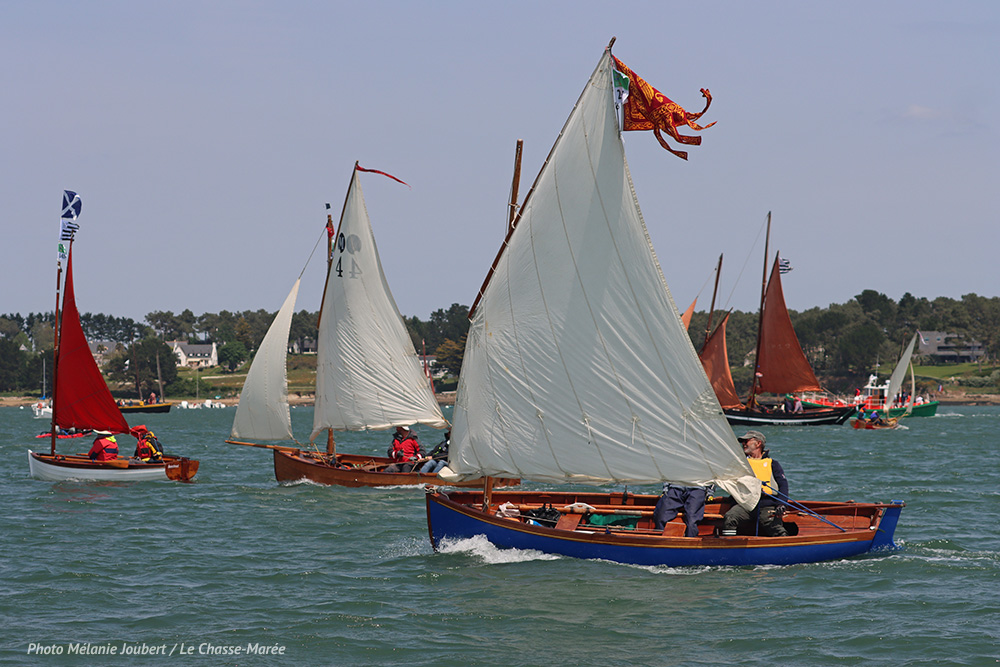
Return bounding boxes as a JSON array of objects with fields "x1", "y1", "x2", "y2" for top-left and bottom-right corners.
[{"x1": 226, "y1": 164, "x2": 515, "y2": 487}]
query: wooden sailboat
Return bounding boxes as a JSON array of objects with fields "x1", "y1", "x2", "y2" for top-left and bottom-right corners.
[
  {"x1": 226, "y1": 164, "x2": 515, "y2": 488},
  {"x1": 426, "y1": 43, "x2": 902, "y2": 567},
  {"x1": 852, "y1": 333, "x2": 918, "y2": 430},
  {"x1": 28, "y1": 204, "x2": 198, "y2": 482},
  {"x1": 701, "y1": 217, "x2": 856, "y2": 427}
]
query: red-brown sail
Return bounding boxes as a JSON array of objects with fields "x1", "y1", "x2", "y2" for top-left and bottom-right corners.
[
  {"x1": 699, "y1": 312, "x2": 744, "y2": 409},
  {"x1": 755, "y1": 256, "x2": 821, "y2": 394},
  {"x1": 53, "y1": 246, "x2": 131, "y2": 434}
]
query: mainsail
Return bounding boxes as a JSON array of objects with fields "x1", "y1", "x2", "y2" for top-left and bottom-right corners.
[
  {"x1": 755, "y1": 255, "x2": 822, "y2": 395},
  {"x1": 699, "y1": 313, "x2": 744, "y2": 409},
  {"x1": 885, "y1": 333, "x2": 918, "y2": 411},
  {"x1": 310, "y1": 166, "x2": 448, "y2": 440},
  {"x1": 53, "y1": 246, "x2": 131, "y2": 434},
  {"x1": 230, "y1": 279, "x2": 301, "y2": 441},
  {"x1": 447, "y1": 51, "x2": 759, "y2": 507}
]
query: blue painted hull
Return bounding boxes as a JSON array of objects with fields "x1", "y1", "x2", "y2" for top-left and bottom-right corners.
[{"x1": 426, "y1": 492, "x2": 903, "y2": 568}]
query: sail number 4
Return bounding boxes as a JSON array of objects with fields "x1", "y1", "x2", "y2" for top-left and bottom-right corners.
[{"x1": 335, "y1": 232, "x2": 363, "y2": 279}]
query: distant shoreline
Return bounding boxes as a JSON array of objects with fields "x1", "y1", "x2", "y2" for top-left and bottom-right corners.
[
  {"x1": 5, "y1": 391, "x2": 999, "y2": 409},
  {"x1": 0, "y1": 391, "x2": 460, "y2": 408}
]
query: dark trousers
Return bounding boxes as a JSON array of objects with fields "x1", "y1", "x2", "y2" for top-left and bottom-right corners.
[
  {"x1": 723, "y1": 502, "x2": 788, "y2": 536},
  {"x1": 653, "y1": 486, "x2": 707, "y2": 537}
]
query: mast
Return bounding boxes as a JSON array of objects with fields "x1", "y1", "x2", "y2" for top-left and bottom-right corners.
[
  {"x1": 49, "y1": 247, "x2": 66, "y2": 455},
  {"x1": 318, "y1": 164, "x2": 355, "y2": 458},
  {"x1": 507, "y1": 139, "x2": 523, "y2": 234},
  {"x1": 702, "y1": 253, "x2": 723, "y2": 351},
  {"x1": 747, "y1": 212, "x2": 771, "y2": 408},
  {"x1": 156, "y1": 351, "x2": 165, "y2": 401}
]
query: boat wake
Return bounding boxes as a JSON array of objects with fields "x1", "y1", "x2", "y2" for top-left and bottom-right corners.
[{"x1": 436, "y1": 535, "x2": 561, "y2": 565}]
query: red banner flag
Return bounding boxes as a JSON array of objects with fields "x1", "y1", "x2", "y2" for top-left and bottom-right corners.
[
  {"x1": 612, "y1": 55, "x2": 715, "y2": 160},
  {"x1": 356, "y1": 165, "x2": 411, "y2": 188}
]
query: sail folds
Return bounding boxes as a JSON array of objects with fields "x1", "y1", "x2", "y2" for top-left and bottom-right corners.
[
  {"x1": 755, "y1": 257, "x2": 822, "y2": 394},
  {"x1": 311, "y1": 168, "x2": 448, "y2": 439},
  {"x1": 53, "y1": 247, "x2": 131, "y2": 434},
  {"x1": 230, "y1": 279, "x2": 300, "y2": 441},
  {"x1": 448, "y1": 51, "x2": 758, "y2": 508}
]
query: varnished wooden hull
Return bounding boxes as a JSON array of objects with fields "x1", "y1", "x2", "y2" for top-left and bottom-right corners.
[
  {"x1": 273, "y1": 449, "x2": 518, "y2": 489},
  {"x1": 426, "y1": 489, "x2": 903, "y2": 567},
  {"x1": 851, "y1": 418, "x2": 898, "y2": 430},
  {"x1": 118, "y1": 401, "x2": 172, "y2": 413},
  {"x1": 28, "y1": 450, "x2": 199, "y2": 482}
]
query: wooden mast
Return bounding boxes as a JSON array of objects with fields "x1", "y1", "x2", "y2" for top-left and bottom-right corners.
[
  {"x1": 507, "y1": 139, "x2": 523, "y2": 234},
  {"x1": 702, "y1": 253, "x2": 723, "y2": 352},
  {"x1": 318, "y1": 163, "x2": 356, "y2": 458},
  {"x1": 49, "y1": 245, "x2": 66, "y2": 455},
  {"x1": 747, "y1": 212, "x2": 771, "y2": 408}
]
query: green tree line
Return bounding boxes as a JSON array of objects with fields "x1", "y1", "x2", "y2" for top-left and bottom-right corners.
[{"x1": 2, "y1": 292, "x2": 997, "y2": 396}]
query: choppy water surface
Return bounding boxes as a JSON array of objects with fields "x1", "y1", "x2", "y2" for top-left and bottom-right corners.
[{"x1": 2, "y1": 405, "x2": 998, "y2": 666}]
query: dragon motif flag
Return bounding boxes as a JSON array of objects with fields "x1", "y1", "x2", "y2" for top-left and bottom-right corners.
[{"x1": 611, "y1": 56, "x2": 715, "y2": 160}]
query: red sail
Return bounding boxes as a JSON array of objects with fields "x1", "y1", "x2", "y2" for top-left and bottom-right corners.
[
  {"x1": 756, "y1": 257, "x2": 822, "y2": 394},
  {"x1": 699, "y1": 313, "x2": 744, "y2": 409},
  {"x1": 680, "y1": 298, "x2": 696, "y2": 331},
  {"x1": 53, "y1": 247, "x2": 131, "y2": 433}
]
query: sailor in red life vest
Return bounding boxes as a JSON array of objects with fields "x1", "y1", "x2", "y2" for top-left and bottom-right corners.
[
  {"x1": 88, "y1": 430, "x2": 120, "y2": 461},
  {"x1": 133, "y1": 429, "x2": 163, "y2": 462},
  {"x1": 384, "y1": 425, "x2": 423, "y2": 473}
]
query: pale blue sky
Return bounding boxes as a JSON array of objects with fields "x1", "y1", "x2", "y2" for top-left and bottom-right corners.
[{"x1": 3, "y1": 2, "x2": 997, "y2": 323}]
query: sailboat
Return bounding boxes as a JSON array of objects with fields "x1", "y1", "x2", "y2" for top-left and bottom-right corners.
[
  {"x1": 698, "y1": 217, "x2": 856, "y2": 427},
  {"x1": 425, "y1": 42, "x2": 902, "y2": 567},
  {"x1": 28, "y1": 194, "x2": 198, "y2": 482},
  {"x1": 852, "y1": 333, "x2": 918, "y2": 430},
  {"x1": 226, "y1": 164, "x2": 516, "y2": 488}
]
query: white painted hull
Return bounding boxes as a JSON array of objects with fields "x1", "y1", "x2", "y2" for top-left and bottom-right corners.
[{"x1": 28, "y1": 450, "x2": 169, "y2": 482}]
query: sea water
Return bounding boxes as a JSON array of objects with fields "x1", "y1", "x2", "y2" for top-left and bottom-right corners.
[{"x1": 2, "y1": 405, "x2": 998, "y2": 666}]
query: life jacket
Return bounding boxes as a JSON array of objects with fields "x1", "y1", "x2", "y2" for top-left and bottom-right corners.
[
  {"x1": 748, "y1": 457, "x2": 775, "y2": 495},
  {"x1": 90, "y1": 435, "x2": 119, "y2": 461},
  {"x1": 390, "y1": 435, "x2": 421, "y2": 461},
  {"x1": 135, "y1": 434, "x2": 162, "y2": 461}
]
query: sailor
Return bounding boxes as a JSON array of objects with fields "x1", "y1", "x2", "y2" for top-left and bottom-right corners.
[
  {"x1": 654, "y1": 483, "x2": 710, "y2": 537},
  {"x1": 88, "y1": 430, "x2": 120, "y2": 461},
  {"x1": 134, "y1": 429, "x2": 163, "y2": 462},
  {"x1": 384, "y1": 425, "x2": 422, "y2": 472},
  {"x1": 722, "y1": 430, "x2": 789, "y2": 536}
]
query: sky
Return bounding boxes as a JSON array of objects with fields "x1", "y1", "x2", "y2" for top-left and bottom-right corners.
[{"x1": 3, "y1": 2, "x2": 998, "y2": 325}]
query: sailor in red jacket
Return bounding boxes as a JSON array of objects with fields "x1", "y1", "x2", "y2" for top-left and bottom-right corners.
[
  {"x1": 88, "y1": 430, "x2": 120, "y2": 461},
  {"x1": 385, "y1": 425, "x2": 423, "y2": 472}
]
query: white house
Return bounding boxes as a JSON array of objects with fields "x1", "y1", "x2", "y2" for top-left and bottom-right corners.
[{"x1": 170, "y1": 341, "x2": 218, "y2": 368}]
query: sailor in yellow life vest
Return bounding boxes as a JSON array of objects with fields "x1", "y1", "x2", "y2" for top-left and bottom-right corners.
[
  {"x1": 722, "y1": 430, "x2": 789, "y2": 537},
  {"x1": 133, "y1": 429, "x2": 163, "y2": 462}
]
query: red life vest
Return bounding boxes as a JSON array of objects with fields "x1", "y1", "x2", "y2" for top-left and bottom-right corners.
[
  {"x1": 135, "y1": 434, "x2": 162, "y2": 461},
  {"x1": 89, "y1": 436, "x2": 119, "y2": 461}
]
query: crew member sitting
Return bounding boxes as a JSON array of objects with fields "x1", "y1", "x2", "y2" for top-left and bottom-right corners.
[
  {"x1": 88, "y1": 430, "x2": 119, "y2": 461},
  {"x1": 384, "y1": 425, "x2": 423, "y2": 473},
  {"x1": 134, "y1": 429, "x2": 163, "y2": 462}
]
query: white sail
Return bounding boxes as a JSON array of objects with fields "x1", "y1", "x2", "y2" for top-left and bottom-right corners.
[
  {"x1": 230, "y1": 279, "x2": 300, "y2": 441},
  {"x1": 447, "y1": 50, "x2": 759, "y2": 508},
  {"x1": 311, "y1": 169, "x2": 448, "y2": 439},
  {"x1": 885, "y1": 333, "x2": 918, "y2": 411}
]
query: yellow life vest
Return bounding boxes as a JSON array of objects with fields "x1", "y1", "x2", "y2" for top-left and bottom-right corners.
[{"x1": 748, "y1": 457, "x2": 775, "y2": 495}]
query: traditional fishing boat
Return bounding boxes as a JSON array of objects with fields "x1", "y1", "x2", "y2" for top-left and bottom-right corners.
[
  {"x1": 226, "y1": 165, "x2": 515, "y2": 488},
  {"x1": 118, "y1": 400, "x2": 173, "y2": 414},
  {"x1": 27, "y1": 192, "x2": 198, "y2": 483},
  {"x1": 698, "y1": 219, "x2": 856, "y2": 427},
  {"x1": 426, "y1": 42, "x2": 902, "y2": 567},
  {"x1": 851, "y1": 333, "x2": 919, "y2": 430}
]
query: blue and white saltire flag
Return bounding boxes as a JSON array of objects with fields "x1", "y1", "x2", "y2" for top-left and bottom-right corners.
[
  {"x1": 58, "y1": 190, "x2": 82, "y2": 262},
  {"x1": 778, "y1": 257, "x2": 793, "y2": 274}
]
